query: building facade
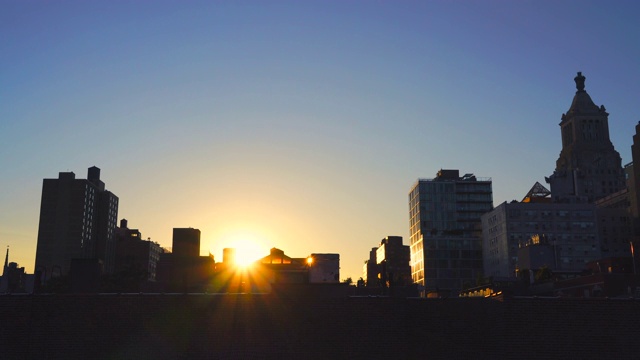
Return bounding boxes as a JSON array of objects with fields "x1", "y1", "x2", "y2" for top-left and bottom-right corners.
[
  {"x1": 409, "y1": 170, "x2": 492, "y2": 296},
  {"x1": 375, "y1": 236, "x2": 411, "y2": 286},
  {"x1": 363, "y1": 236, "x2": 411, "y2": 287},
  {"x1": 308, "y1": 253, "x2": 340, "y2": 284},
  {"x1": 482, "y1": 200, "x2": 600, "y2": 278},
  {"x1": 629, "y1": 123, "x2": 640, "y2": 219},
  {"x1": 35, "y1": 166, "x2": 119, "y2": 280},
  {"x1": 595, "y1": 191, "x2": 634, "y2": 258}
]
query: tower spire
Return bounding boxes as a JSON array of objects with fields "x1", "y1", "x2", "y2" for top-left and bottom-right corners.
[{"x1": 3, "y1": 246, "x2": 8, "y2": 276}]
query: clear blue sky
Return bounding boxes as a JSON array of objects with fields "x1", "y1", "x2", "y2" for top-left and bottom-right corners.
[{"x1": 2, "y1": 0, "x2": 640, "y2": 280}]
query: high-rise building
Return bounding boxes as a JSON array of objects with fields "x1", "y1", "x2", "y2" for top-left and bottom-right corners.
[
  {"x1": 409, "y1": 170, "x2": 493, "y2": 296},
  {"x1": 35, "y1": 167, "x2": 119, "y2": 280},
  {"x1": 546, "y1": 72, "x2": 626, "y2": 203}
]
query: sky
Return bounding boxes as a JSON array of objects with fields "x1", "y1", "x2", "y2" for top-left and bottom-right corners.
[{"x1": 2, "y1": 0, "x2": 640, "y2": 281}]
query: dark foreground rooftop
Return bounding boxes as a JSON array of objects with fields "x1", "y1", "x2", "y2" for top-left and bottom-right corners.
[{"x1": 1, "y1": 292, "x2": 639, "y2": 359}]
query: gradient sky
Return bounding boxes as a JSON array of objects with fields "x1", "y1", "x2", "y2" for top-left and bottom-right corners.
[{"x1": 2, "y1": 1, "x2": 640, "y2": 281}]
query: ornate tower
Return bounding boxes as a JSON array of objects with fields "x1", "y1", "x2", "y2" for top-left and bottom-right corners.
[{"x1": 546, "y1": 72, "x2": 625, "y2": 203}]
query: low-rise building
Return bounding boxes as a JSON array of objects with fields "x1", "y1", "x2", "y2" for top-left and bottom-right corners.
[
  {"x1": 115, "y1": 219, "x2": 163, "y2": 281},
  {"x1": 482, "y1": 189, "x2": 601, "y2": 278},
  {"x1": 156, "y1": 228, "x2": 215, "y2": 292},
  {"x1": 308, "y1": 253, "x2": 339, "y2": 283}
]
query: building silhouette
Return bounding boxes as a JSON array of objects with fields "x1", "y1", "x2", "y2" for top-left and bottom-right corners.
[
  {"x1": 0, "y1": 247, "x2": 31, "y2": 293},
  {"x1": 211, "y1": 247, "x2": 329, "y2": 293},
  {"x1": 156, "y1": 228, "x2": 215, "y2": 292},
  {"x1": 362, "y1": 236, "x2": 411, "y2": 287},
  {"x1": 550, "y1": 73, "x2": 633, "y2": 258},
  {"x1": 34, "y1": 166, "x2": 119, "y2": 281},
  {"x1": 483, "y1": 73, "x2": 635, "y2": 280},
  {"x1": 409, "y1": 170, "x2": 493, "y2": 296},
  {"x1": 589, "y1": 121, "x2": 640, "y2": 259},
  {"x1": 546, "y1": 72, "x2": 626, "y2": 203},
  {"x1": 242, "y1": 248, "x2": 345, "y2": 294},
  {"x1": 594, "y1": 188, "x2": 635, "y2": 258},
  {"x1": 172, "y1": 227, "x2": 201, "y2": 258},
  {"x1": 114, "y1": 219, "x2": 163, "y2": 282},
  {"x1": 256, "y1": 248, "x2": 309, "y2": 285},
  {"x1": 363, "y1": 247, "x2": 380, "y2": 287},
  {"x1": 308, "y1": 253, "x2": 340, "y2": 283},
  {"x1": 629, "y1": 122, "x2": 640, "y2": 221},
  {"x1": 376, "y1": 236, "x2": 411, "y2": 286}
]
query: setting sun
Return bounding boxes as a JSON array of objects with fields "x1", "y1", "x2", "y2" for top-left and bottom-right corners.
[
  {"x1": 216, "y1": 229, "x2": 269, "y2": 268},
  {"x1": 232, "y1": 239, "x2": 264, "y2": 267}
]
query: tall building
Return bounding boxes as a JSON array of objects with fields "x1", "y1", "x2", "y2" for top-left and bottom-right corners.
[
  {"x1": 409, "y1": 170, "x2": 493, "y2": 296},
  {"x1": 547, "y1": 73, "x2": 631, "y2": 258},
  {"x1": 546, "y1": 72, "x2": 626, "y2": 203},
  {"x1": 483, "y1": 73, "x2": 633, "y2": 279},
  {"x1": 35, "y1": 167, "x2": 119, "y2": 280}
]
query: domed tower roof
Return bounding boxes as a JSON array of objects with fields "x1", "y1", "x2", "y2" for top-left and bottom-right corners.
[{"x1": 566, "y1": 72, "x2": 603, "y2": 115}]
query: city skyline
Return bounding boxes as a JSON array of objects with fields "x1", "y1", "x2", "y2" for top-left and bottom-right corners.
[{"x1": 2, "y1": 1, "x2": 640, "y2": 280}]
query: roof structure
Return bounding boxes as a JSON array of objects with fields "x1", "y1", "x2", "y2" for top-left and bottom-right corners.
[{"x1": 521, "y1": 182, "x2": 552, "y2": 203}]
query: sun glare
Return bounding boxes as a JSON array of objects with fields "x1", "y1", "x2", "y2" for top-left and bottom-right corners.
[
  {"x1": 235, "y1": 248, "x2": 260, "y2": 268},
  {"x1": 225, "y1": 236, "x2": 266, "y2": 268}
]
